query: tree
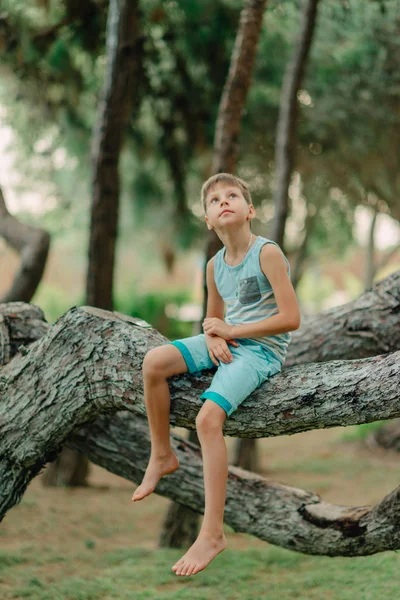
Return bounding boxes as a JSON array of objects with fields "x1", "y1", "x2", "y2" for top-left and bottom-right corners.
[
  {"x1": 44, "y1": 0, "x2": 145, "y2": 487},
  {"x1": 1, "y1": 268, "x2": 399, "y2": 556},
  {"x1": 271, "y1": 0, "x2": 320, "y2": 250},
  {"x1": 87, "y1": 0, "x2": 144, "y2": 310},
  {"x1": 164, "y1": 0, "x2": 269, "y2": 549},
  {"x1": 0, "y1": 185, "x2": 50, "y2": 304}
]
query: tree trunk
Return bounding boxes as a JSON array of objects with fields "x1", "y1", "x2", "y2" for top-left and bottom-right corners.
[
  {"x1": 234, "y1": 0, "x2": 320, "y2": 472},
  {"x1": 87, "y1": 0, "x2": 143, "y2": 310},
  {"x1": 212, "y1": 0, "x2": 269, "y2": 175},
  {"x1": 364, "y1": 205, "x2": 378, "y2": 290},
  {"x1": 0, "y1": 302, "x2": 399, "y2": 555},
  {"x1": 166, "y1": 0, "x2": 269, "y2": 549},
  {"x1": 284, "y1": 268, "x2": 400, "y2": 367},
  {"x1": 271, "y1": 0, "x2": 320, "y2": 250},
  {"x1": 41, "y1": 446, "x2": 90, "y2": 487},
  {"x1": 158, "y1": 429, "x2": 200, "y2": 548},
  {"x1": 368, "y1": 418, "x2": 400, "y2": 452},
  {"x1": 49, "y1": 0, "x2": 144, "y2": 488},
  {"x1": 0, "y1": 186, "x2": 50, "y2": 304},
  {"x1": 290, "y1": 186, "x2": 322, "y2": 291}
]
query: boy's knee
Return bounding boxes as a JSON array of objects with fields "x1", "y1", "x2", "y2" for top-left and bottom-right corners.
[
  {"x1": 142, "y1": 346, "x2": 167, "y2": 377},
  {"x1": 196, "y1": 404, "x2": 226, "y2": 433},
  {"x1": 142, "y1": 344, "x2": 188, "y2": 379}
]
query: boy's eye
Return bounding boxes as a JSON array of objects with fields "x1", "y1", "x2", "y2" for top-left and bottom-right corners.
[{"x1": 210, "y1": 193, "x2": 236, "y2": 203}]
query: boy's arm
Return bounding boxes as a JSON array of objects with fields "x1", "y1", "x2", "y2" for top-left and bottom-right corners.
[
  {"x1": 205, "y1": 257, "x2": 225, "y2": 320},
  {"x1": 231, "y1": 244, "x2": 301, "y2": 339}
]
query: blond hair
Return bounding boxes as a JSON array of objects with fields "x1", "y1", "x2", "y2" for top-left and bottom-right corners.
[{"x1": 200, "y1": 173, "x2": 252, "y2": 214}]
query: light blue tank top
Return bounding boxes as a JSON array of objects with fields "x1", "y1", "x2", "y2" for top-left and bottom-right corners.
[{"x1": 213, "y1": 235, "x2": 292, "y2": 363}]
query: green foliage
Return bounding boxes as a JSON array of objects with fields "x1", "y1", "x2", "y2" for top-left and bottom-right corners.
[
  {"x1": 31, "y1": 280, "x2": 194, "y2": 339},
  {"x1": 296, "y1": 268, "x2": 336, "y2": 313},
  {"x1": 46, "y1": 38, "x2": 72, "y2": 74},
  {"x1": 1, "y1": 0, "x2": 399, "y2": 292},
  {"x1": 31, "y1": 283, "x2": 83, "y2": 324},
  {"x1": 115, "y1": 287, "x2": 194, "y2": 340}
]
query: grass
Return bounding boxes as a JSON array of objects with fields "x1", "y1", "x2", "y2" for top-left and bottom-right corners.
[
  {"x1": 1, "y1": 544, "x2": 400, "y2": 599},
  {"x1": 1, "y1": 426, "x2": 400, "y2": 600}
]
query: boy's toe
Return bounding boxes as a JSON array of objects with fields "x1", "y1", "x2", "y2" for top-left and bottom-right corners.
[{"x1": 192, "y1": 563, "x2": 201, "y2": 575}]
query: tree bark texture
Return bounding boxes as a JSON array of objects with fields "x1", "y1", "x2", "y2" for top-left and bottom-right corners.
[
  {"x1": 0, "y1": 298, "x2": 399, "y2": 556},
  {"x1": 0, "y1": 302, "x2": 48, "y2": 366},
  {"x1": 284, "y1": 268, "x2": 400, "y2": 368}
]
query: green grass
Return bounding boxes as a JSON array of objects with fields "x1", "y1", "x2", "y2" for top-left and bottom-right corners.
[{"x1": 1, "y1": 544, "x2": 399, "y2": 600}]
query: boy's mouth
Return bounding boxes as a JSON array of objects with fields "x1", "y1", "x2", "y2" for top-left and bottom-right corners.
[{"x1": 220, "y1": 209, "x2": 234, "y2": 216}]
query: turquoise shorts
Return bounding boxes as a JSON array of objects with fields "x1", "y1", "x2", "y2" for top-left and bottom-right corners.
[{"x1": 168, "y1": 334, "x2": 283, "y2": 417}]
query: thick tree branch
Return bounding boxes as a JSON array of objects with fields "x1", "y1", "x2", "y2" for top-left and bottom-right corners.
[
  {"x1": 2, "y1": 269, "x2": 399, "y2": 369},
  {"x1": 66, "y1": 412, "x2": 400, "y2": 557},
  {"x1": 285, "y1": 268, "x2": 400, "y2": 366},
  {"x1": 0, "y1": 304, "x2": 399, "y2": 537},
  {"x1": 0, "y1": 187, "x2": 50, "y2": 303}
]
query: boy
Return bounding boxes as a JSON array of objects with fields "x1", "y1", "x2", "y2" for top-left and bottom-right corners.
[{"x1": 132, "y1": 173, "x2": 301, "y2": 577}]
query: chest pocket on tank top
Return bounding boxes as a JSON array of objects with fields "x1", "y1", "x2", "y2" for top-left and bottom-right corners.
[{"x1": 238, "y1": 275, "x2": 261, "y2": 305}]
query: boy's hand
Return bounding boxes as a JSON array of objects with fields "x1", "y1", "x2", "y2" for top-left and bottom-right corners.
[
  {"x1": 204, "y1": 334, "x2": 240, "y2": 366},
  {"x1": 202, "y1": 317, "x2": 234, "y2": 340}
]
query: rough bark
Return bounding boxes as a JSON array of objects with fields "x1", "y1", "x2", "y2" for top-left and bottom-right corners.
[
  {"x1": 272, "y1": 0, "x2": 320, "y2": 250},
  {"x1": 0, "y1": 186, "x2": 50, "y2": 304},
  {"x1": 0, "y1": 302, "x2": 48, "y2": 366},
  {"x1": 285, "y1": 268, "x2": 400, "y2": 368},
  {"x1": 1, "y1": 304, "x2": 400, "y2": 558}
]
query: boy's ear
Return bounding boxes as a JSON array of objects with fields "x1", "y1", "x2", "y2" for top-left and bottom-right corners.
[
  {"x1": 247, "y1": 204, "x2": 256, "y2": 220},
  {"x1": 205, "y1": 217, "x2": 214, "y2": 230}
]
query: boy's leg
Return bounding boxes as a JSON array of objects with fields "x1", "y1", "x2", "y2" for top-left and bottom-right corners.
[
  {"x1": 172, "y1": 400, "x2": 228, "y2": 577},
  {"x1": 172, "y1": 343, "x2": 278, "y2": 575},
  {"x1": 132, "y1": 344, "x2": 188, "y2": 502}
]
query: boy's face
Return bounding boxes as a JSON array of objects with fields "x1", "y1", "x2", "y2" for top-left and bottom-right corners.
[{"x1": 204, "y1": 182, "x2": 255, "y2": 231}]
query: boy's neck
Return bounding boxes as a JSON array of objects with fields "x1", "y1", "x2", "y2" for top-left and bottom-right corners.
[{"x1": 222, "y1": 229, "x2": 255, "y2": 261}]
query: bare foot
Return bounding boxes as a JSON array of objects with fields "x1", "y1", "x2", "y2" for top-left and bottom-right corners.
[
  {"x1": 132, "y1": 452, "x2": 179, "y2": 502},
  {"x1": 171, "y1": 531, "x2": 227, "y2": 576}
]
